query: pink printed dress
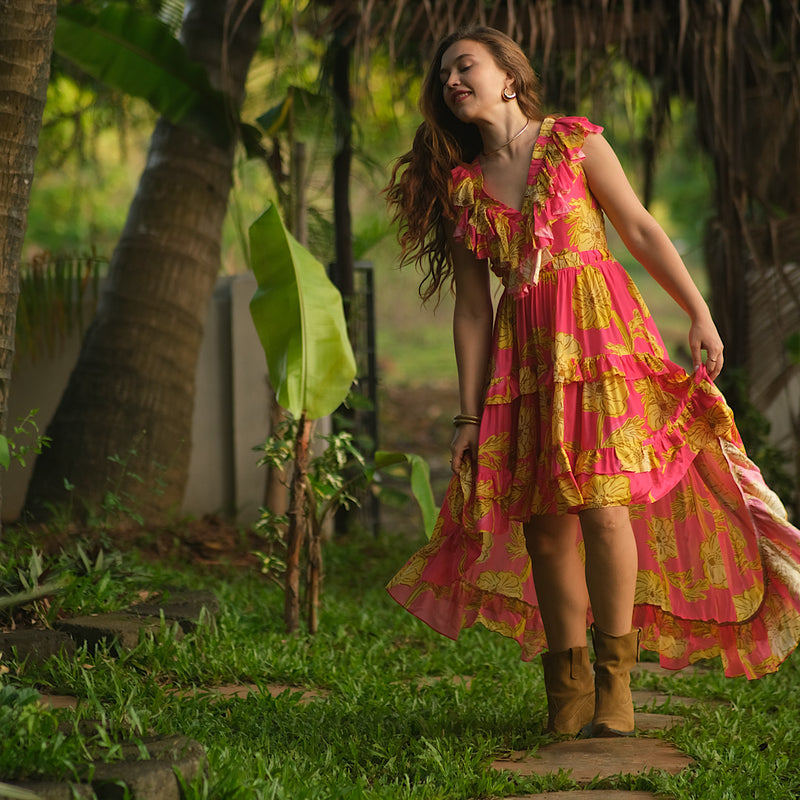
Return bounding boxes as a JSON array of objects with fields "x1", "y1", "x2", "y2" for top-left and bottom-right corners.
[{"x1": 387, "y1": 115, "x2": 800, "y2": 678}]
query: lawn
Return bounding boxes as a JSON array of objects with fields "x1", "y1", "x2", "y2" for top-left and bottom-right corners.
[{"x1": 2, "y1": 528, "x2": 800, "y2": 799}]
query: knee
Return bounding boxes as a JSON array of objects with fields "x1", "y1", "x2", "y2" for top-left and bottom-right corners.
[
  {"x1": 525, "y1": 530, "x2": 561, "y2": 559},
  {"x1": 524, "y1": 516, "x2": 579, "y2": 560},
  {"x1": 580, "y1": 507, "x2": 631, "y2": 544}
]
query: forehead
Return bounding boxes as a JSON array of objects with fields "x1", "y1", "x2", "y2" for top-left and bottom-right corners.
[{"x1": 440, "y1": 39, "x2": 493, "y2": 71}]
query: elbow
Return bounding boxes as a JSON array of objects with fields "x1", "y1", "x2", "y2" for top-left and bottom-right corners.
[
  {"x1": 622, "y1": 216, "x2": 664, "y2": 260},
  {"x1": 454, "y1": 298, "x2": 493, "y2": 327}
]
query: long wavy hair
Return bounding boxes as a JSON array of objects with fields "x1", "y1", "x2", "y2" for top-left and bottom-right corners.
[{"x1": 385, "y1": 26, "x2": 543, "y2": 303}]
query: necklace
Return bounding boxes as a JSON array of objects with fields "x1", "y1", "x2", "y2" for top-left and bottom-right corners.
[{"x1": 482, "y1": 119, "x2": 530, "y2": 157}]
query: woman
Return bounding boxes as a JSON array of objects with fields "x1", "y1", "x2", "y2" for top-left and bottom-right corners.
[{"x1": 385, "y1": 26, "x2": 800, "y2": 738}]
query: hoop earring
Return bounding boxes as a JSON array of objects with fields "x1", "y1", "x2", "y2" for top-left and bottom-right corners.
[{"x1": 502, "y1": 87, "x2": 517, "y2": 101}]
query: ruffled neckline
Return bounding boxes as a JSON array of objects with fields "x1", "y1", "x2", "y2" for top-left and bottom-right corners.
[
  {"x1": 449, "y1": 115, "x2": 602, "y2": 296},
  {"x1": 465, "y1": 115, "x2": 557, "y2": 217}
]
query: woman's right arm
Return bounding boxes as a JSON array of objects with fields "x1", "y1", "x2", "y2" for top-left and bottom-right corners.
[{"x1": 449, "y1": 231, "x2": 493, "y2": 474}]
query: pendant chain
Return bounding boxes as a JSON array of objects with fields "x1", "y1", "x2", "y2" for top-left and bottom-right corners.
[{"x1": 482, "y1": 119, "x2": 530, "y2": 157}]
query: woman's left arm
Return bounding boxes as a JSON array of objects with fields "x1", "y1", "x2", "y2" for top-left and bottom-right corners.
[{"x1": 582, "y1": 132, "x2": 724, "y2": 379}]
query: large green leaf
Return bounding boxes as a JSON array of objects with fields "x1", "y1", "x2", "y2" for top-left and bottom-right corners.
[
  {"x1": 54, "y1": 4, "x2": 228, "y2": 142},
  {"x1": 249, "y1": 204, "x2": 356, "y2": 420},
  {"x1": 374, "y1": 451, "x2": 437, "y2": 539}
]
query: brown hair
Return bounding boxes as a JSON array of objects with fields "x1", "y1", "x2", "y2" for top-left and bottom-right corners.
[{"x1": 385, "y1": 26, "x2": 543, "y2": 303}]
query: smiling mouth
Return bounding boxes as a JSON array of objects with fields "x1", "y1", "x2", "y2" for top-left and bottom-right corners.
[{"x1": 451, "y1": 91, "x2": 471, "y2": 103}]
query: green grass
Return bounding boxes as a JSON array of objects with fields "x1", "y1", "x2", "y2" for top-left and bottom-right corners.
[{"x1": 2, "y1": 533, "x2": 800, "y2": 798}]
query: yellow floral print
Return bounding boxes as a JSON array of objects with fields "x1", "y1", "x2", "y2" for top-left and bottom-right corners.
[
  {"x1": 733, "y1": 585, "x2": 763, "y2": 621},
  {"x1": 478, "y1": 433, "x2": 510, "y2": 472},
  {"x1": 495, "y1": 302, "x2": 516, "y2": 350},
  {"x1": 475, "y1": 570, "x2": 524, "y2": 599},
  {"x1": 579, "y1": 473, "x2": 632, "y2": 507},
  {"x1": 566, "y1": 195, "x2": 606, "y2": 251},
  {"x1": 634, "y1": 377, "x2": 681, "y2": 431},
  {"x1": 552, "y1": 332, "x2": 584, "y2": 382},
  {"x1": 626, "y1": 273, "x2": 650, "y2": 316},
  {"x1": 573, "y1": 265, "x2": 613, "y2": 329},
  {"x1": 603, "y1": 416, "x2": 656, "y2": 472},
  {"x1": 666, "y1": 569, "x2": 708, "y2": 603},
  {"x1": 647, "y1": 516, "x2": 679, "y2": 563},
  {"x1": 635, "y1": 570, "x2": 667, "y2": 606},
  {"x1": 582, "y1": 370, "x2": 629, "y2": 418}
]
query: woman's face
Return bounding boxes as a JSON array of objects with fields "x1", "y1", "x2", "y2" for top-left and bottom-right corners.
[{"x1": 439, "y1": 39, "x2": 513, "y2": 123}]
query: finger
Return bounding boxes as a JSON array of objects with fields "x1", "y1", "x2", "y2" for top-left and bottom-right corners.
[
  {"x1": 705, "y1": 354, "x2": 723, "y2": 380},
  {"x1": 690, "y1": 341, "x2": 702, "y2": 372}
]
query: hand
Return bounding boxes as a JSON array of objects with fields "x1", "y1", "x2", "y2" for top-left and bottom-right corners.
[
  {"x1": 689, "y1": 312, "x2": 724, "y2": 381},
  {"x1": 450, "y1": 423, "x2": 479, "y2": 475}
]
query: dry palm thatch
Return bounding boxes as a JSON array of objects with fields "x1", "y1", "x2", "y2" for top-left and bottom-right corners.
[{"x1": 321, "y1": 0, "x2": 800, "y2": 415}]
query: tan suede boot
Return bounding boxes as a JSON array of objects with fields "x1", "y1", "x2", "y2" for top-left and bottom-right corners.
[
  {"x1": 541, "y1": 646, "x2": 595, "y2": 735},
  {"x1": 590, "y1": 625, "x2": 640, "y2": 737}
]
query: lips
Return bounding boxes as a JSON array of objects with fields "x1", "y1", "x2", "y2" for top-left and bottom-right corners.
[{"x1": 451, "y1": 90, "x2": 471, "y2": 104}]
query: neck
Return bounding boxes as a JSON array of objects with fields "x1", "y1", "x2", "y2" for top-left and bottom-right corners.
[{"x1": 481, "y1": 116, "x2": 531, "y2": 157}]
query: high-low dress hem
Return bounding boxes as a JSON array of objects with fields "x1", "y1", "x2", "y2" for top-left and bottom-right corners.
[{"x1": 387, "y1": 115, "x2": 800, "y2": 679}]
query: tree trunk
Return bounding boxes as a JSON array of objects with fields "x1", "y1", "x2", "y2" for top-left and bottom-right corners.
[
  {"x1": 284, "y1": 413, "x2": 311, "y2": 633},
  {"x1": 23, "y1": 0, "x2": 263, "y2": 525},
  {"x1": 0, "y1": 0, "x2": 56, "y2": 523},
  {"x1": 329, "y1": 6, "x2": 357, "y2": 307}
]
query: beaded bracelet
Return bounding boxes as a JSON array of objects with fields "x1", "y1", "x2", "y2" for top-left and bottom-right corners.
[{"x1": 453, "y1": 413, "x2": 481, "y2": 427}]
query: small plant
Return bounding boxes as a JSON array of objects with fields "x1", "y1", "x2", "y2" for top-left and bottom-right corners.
[
  {"x1": 0, "y1": 547, "x2": 71, "y2": 627},
  {"x1": 0, "y1": 540, "x2": 142, "y2": 628},
  {"x1": 255, "y1": 413, "x2": 435, "y2": 635},
  {"x1": 59, "y1": 442, "x2": 168, "y2": 531},
  {"x1": 0, "y1": 410, "x2": 51, "y2": 472}
]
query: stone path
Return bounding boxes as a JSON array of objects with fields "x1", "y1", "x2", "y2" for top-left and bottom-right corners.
[
  {"x1": 484, "y1": 660, "x2": 721, "y2": 799},
  {"x1": 2, "y1": 589, "x2": 218, "y2": 800},
  {"x1": 2, "y1": 595, "x2": 719, "y2": 799}
]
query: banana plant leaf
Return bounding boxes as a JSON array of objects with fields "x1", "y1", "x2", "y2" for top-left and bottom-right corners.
[
  {"x1": 256, "y1": 86, "x2": 331, "y2": 137},
  {"x1": 374, "y1": 451, "x2": 438, "y2": 539},
  {"x1": 54, "y1": 3, "x2": 229, "y2": 143},
  {"x1": 249, "y1": 204, "x2": 356, "y2": 420}
]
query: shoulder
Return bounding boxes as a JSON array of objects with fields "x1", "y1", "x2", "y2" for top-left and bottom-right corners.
[
  {"x1": 548, "y1": 116, "x2": 605, "y2": 161},
  {"x1": 450, "y1": 158, "x2": 480, "y2": 184},
  {"x1": 550, "y1": 115, "x2": 604, "y2": 137},
  {"x1": 449, "y1": 159, "x2": 481, "y2": 213}
]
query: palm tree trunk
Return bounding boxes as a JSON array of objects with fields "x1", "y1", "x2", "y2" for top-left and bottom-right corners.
[
  {"x1": 23, "y1": 0, "x2": 263, "y2": 524},
  {"x1": 0, "y1": 0, "x2": 57, "y2": 523}
]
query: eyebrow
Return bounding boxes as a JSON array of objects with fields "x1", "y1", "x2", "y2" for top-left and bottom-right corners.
[{"x1": 439, "y1": 53, "x2": 475, "y2": 80}]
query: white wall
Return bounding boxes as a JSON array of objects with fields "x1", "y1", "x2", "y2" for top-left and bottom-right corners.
[{"x1": 4, "y1": 273, "x2": 271, "y2": 523}]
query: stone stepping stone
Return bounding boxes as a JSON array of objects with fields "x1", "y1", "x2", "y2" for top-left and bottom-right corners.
[
  {"x1": 90, "y1": 736, "x2": 205, "y2": 799},
  {"x1": 37, "y1": 694, "x2": 78, "y2": 710},
  {"x1": 634, "y1": 711, "x2": 684, "y2": 731},
  {"x1": 56, "y1": 612, "x2": 183, "y2": 651},
  {"x1": 124, "y1": 589, "x2": 219, "y2": 633},
  {"x1": 634, "y1": 661, "x2": 713, "y2": 678},
  {"x1": 415, "y1": 675, "x2": 473, "y2": 690},
  {"x1": 491, "y1": 738, "x2": 694, "y2": 782},
  {"x1": 499, "y1": 792, "x2": 669, "y2": 800},
  {"x1": 167, "y1": 682, "x2": 327, "y2": 704},
  {"x1": 4, "y1": 734, "x2": 205, "y2": 800},
  {"x1": 633, "y1": 689, "x2": 724, "y2": 710},
  {"x1": 0, "y1": 629, "x2": 76, "y2": 664}
]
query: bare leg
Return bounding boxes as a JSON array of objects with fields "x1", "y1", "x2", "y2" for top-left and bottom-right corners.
[
  {"x1": 579, "y1": 506, "x2": 638, "y2": 635},
  {"x1": 524, "y1": 514, "x2": 589, "y2": 652}
]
